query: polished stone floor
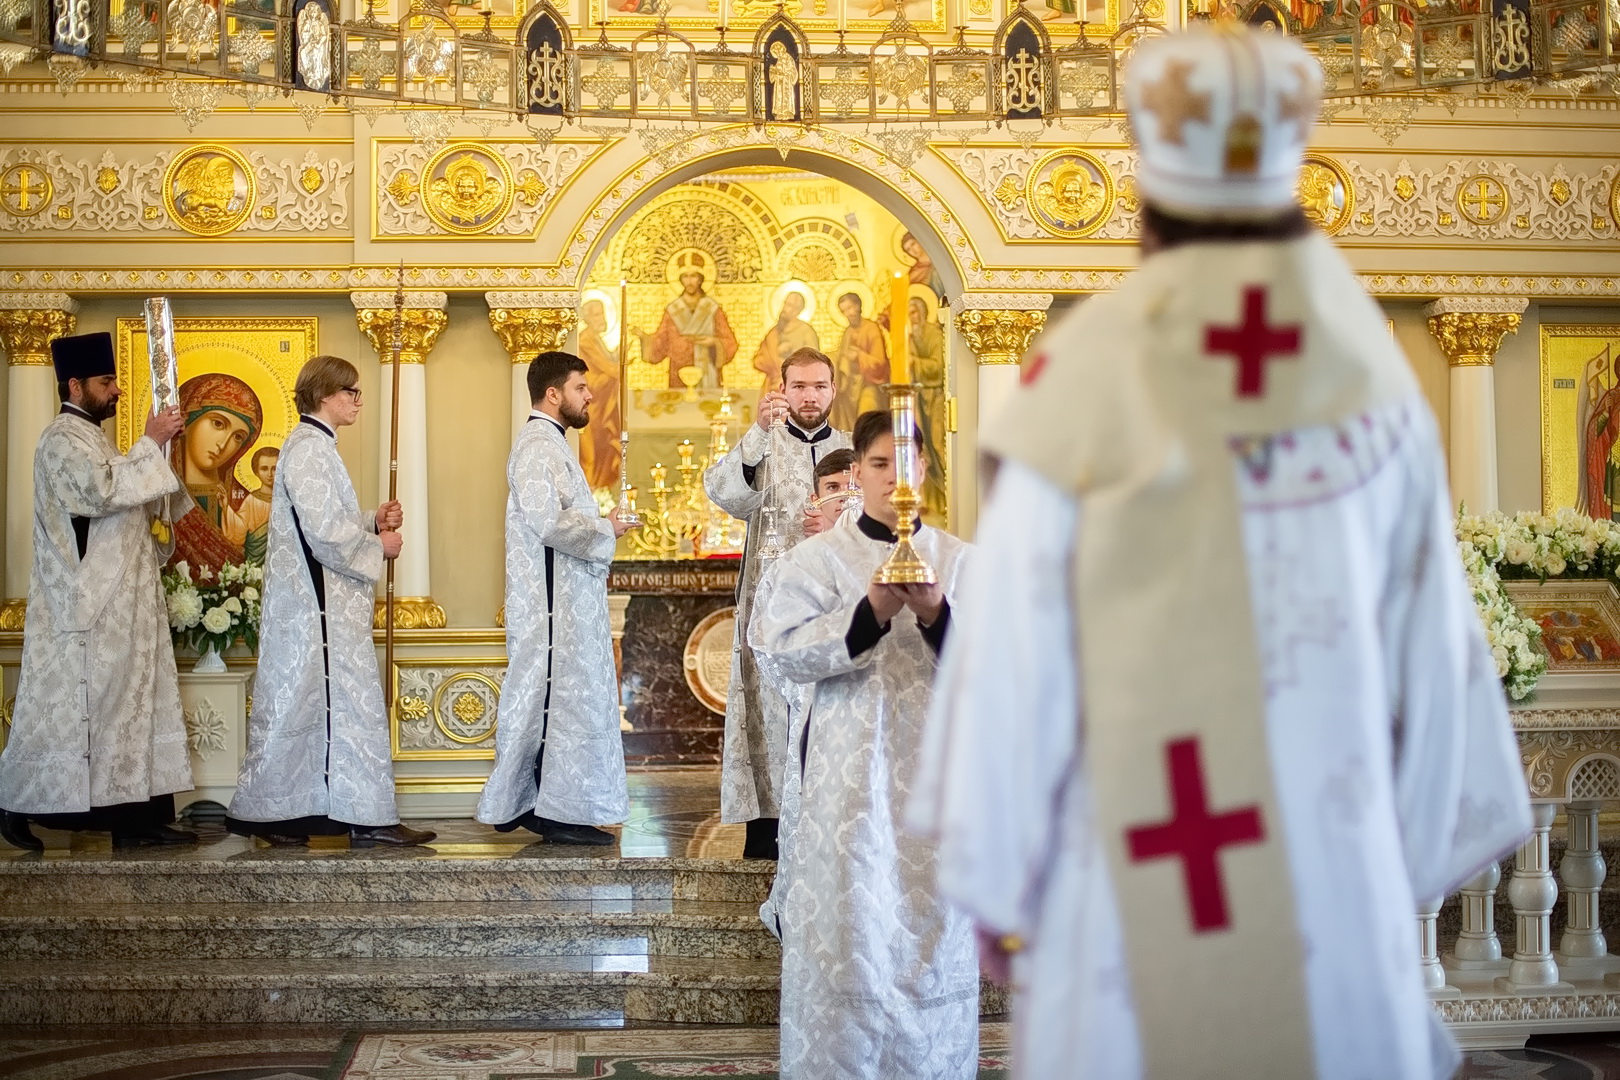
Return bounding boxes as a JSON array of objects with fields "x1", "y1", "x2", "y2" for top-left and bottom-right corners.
[{"x1": 1, "y1": 768, "x2": 744, "y2": 861}]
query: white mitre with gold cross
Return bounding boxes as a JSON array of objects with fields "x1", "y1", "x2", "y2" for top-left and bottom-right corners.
[{"x1": 985, "y1": 24, "x2": 1420, "y2": 1080}]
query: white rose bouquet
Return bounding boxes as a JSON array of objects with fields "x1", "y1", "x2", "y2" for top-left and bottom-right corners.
[
  {"x1": 160, "y1": 559, "x2": 264, "y2": 658},
  {"x1": 1452, "y1": 506, "x2": 1620, "y2": 701}
]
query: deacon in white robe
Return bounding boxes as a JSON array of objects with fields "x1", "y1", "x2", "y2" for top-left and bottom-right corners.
[
  {"x1": 476, "y1": 351, "x2": 635, "y2": 845},
  {"x1": 228, "y1": 355, "x2": 434, "y2": 847},
  {"x1": 704, "y1": 348, "x2": 850, "y2": 859},
  {"x1": 753, "y1": 410, "x2": 978, "y2": 1080},
  {"x1": 908, "y1": 27, "x2": 1532, "y2": 1080},
  {"x1": 0, "y1": 332, "x2": 194, "y2": 850}
]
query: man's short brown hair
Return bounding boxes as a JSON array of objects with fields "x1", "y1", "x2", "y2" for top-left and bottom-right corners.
[
  {"x1": 782, "y1": 347, "x2": 835, "y2": 382},
  {"x1": 295, "y1": 355, "x2": 359, "y2": 415}
]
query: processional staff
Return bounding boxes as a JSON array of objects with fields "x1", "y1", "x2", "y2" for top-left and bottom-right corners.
[{"x1": 383, "y1": 262, "x2": 405, "y2": 713}]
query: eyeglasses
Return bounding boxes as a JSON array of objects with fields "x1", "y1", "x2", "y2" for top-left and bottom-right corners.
[{"x1": 340, "y1": 386, "x2": 363, "y2": 404}]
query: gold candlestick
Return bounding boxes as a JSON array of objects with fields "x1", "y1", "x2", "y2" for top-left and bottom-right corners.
[
  {"x1": 616, "y1": 277, "x2": 641, "y2": 528},
  {"x1": 873, "y1": 383, "x2": 935, "y2": 585}
]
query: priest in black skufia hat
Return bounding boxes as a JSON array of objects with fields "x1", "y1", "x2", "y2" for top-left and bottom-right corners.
[{"x1": 0, "y1": 331, "x2": 198, "y2": 849}]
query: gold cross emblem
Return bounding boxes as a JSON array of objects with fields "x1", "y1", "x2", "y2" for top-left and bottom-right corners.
[
  {"x1": 1139, "y1": 59, "x2": 1212, "y2": 146},
  {"x1": 1458, "y1": 175, "x2": 1508, "y2": 225},
  {"x1": 0, "y1": 164, "x2": 53, "y2": 217}
]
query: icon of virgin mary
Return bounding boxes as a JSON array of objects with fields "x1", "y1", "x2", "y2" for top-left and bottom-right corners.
[{"x1": 168, "y1": 372, "x2": 266, "y2": 575}]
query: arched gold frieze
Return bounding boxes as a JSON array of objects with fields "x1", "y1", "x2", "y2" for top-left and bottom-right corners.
[{"x1": 162, "y1": 144, "x2": 256, "y2": 237}]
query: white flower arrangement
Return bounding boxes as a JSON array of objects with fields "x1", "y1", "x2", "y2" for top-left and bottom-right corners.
[
  {"x1": 161, "y1": 560, "x2": 263, "y2": 658},
  {"x1": 1454, "y1": 507, "x2": 1620, "y2": 701}
]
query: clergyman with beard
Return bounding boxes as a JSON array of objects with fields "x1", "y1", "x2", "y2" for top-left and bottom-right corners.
[
  {"x1": 0, "y1": 332, "x2": 198, "y2": 851},
  {"x1": 703, "y1": 347, "x2": 852, "y2": 859},
  {"x1": 476, "y1": 352, "x2": 638, "y2": 846}
]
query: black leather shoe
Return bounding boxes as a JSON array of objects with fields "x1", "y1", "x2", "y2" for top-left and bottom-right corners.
[
  {"x1": 538, "y1": 818, "x2": 616, "y2": 846},
  {"x1": 112, "y1": 825, "x2": 198, "y2": 848},
  {"x1": 493, "y1": 811, "x2": 546, "y2": 837},
  {"x1": 263, "y1": 833, "x2": 309, "y2": 847},
  {"x1": 0, "y1": 812, "x2": 41, "y2": 852},
  {"x1": 350, "y1": 823, "x2": 437, "y2": 847}
]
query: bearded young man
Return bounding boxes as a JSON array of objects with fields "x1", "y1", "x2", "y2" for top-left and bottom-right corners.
[
  {"x1": 703, "y1": 347, "x2": 851, "y2": 859},
  {"x1": 0, "y1": 332, "x2": 194, "y2": 850},
  {"x1": 476, "y1": 351, "x2": 637, "y2": 846}
]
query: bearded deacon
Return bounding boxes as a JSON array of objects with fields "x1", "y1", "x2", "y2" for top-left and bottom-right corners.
[
  {"x1": 703, "y1": 348, "x2": 850, "y2": 859},
  {"x1": 753, "y1": 410, "x2": 978, "y2": 1080},
  {"x1": 0, "y1": 332, "x2": 195, "y2": 851},
  {"x1": 227, "y1": 355, "x2": 434, "y2": 848},
  {"x1": 907, "y1": 27, "x2": 1532, "y2": 1080},
  {"x1": 476, "y1": 352, "x2": 636, "y2": 846}
]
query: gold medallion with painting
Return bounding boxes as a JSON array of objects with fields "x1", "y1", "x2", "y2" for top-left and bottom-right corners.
[
  {"x1": 583, "y1": 166, "x2": 953, "y2": 557},
  {"x1": 114, "y1": 317, "x2": 317, "y2": 575}
]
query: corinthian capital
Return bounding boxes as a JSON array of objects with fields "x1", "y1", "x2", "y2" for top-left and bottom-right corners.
[
  {"x1": 1423, "y1": 296, "x2": 1528, "y2": 368},
  {"x1": 953, "y1": 294, "x2": 1052, "y2": 367},
  {"x1": 351, "y1": 290, "x2": 449, "y2": 364},
  {"x1": 0, "y1": 293, "x2": 80, "y2": 366},
  {"x1": 485, "y1": 292, "x2": 579, "y2": 362}
]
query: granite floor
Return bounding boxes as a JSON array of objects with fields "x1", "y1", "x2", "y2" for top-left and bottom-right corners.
[{"x1": 1, "y1": 768, "x2": 744, "y2": 861}]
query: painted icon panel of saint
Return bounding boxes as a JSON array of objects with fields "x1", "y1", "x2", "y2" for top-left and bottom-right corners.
[
  {"x1": 1578, "y1": 345, "x2": 1620, "y2": 520},
  {"x1": 634, "y1": 252, "x2": 741, "y2": 389},
  {"x1": 577, "y1": 294, "x2": 624, "y2": 492},
  {"x1": 909, "y1": 290, "x2": 948, "y2": 518},
  {"x1": 754, "y1": 282, "x2": 821, "y2": 393},
  {"x1": 830, "y1": 286, "x2": 888, "y2": 432},
  {"x1": 170, "y1": 372, "x2": 266, "y2": 575}
]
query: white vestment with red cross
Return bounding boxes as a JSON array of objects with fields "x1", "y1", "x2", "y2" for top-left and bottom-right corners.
[{"x1": 907, "y1": 232, "x2": 1532, "y2": 1079}]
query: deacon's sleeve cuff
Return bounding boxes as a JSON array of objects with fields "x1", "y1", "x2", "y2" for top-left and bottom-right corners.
[
  {"x1": 845, "y1": 596, "x2": 892, "y2": 659},
  {"x1": 919, "y1": 599, "x2": 952, "y2": 656}
]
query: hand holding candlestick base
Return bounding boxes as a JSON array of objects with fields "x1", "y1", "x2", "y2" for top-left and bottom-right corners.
[{"x1": 872, "y1": 384, "x2": 936, "y2": 586}]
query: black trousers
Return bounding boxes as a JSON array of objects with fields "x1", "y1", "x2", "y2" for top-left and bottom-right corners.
[
  {"x1": 19, "y1": 793, "x2": 177, "y2": 836},
  {"x1": 743, "y1": 816, "x2": 780, "y2": 860},
  {"x1": 224, "y1": 814, "x2": 359, "y2": 838}
]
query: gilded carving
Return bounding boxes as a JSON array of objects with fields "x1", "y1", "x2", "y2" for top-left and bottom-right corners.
[
  {"x1": 1423, "y1": 296, "x2": 1527, "y2": 368},
  {"x1": 1342, "y1": 158, "x2": 1616, "y2": 241},
  {"x1": 954, "y1": 307, "x2": 1048, "y2": 366},
  {"x1": 0, "y1": 294, "x2": 78, "y2": 365},
  {"x1": 163, "y1": 144, "x2": 256, "y2": 236},
  {"x1": 371, "y1": 596, "x2": 449, "y2": 627},
  {"x1": 353, "y1": 294, "x2": 449, "y2": 366},
  {"x1": 486, "y1": 295, "x2": 578, "y2": 361},
  {"x1": 0, "y1": 599, "x2": 24, "y2": 631},
  {"x1": 391, "y1": 661, "x2": 507, "y2": 759},
  {"x1": 422, "y1": 143, "x2": 514, "y2": 235},
  {"x1": 935, "y1": 144, "x2": 1138, "y2": 242},
  {"x1": 0, "y1": 146, "x2": 354, "y2": 237},
  {"x1": 374, "y1": 138, "x2": 609, "y2": 239},
  {"x1": 1025, "y1": 149, "x2": 1113, "y2": 239},
  {"x1": 1, "y1": 163, "x2": 53, "y2": 217},
  {"x1": 1457, "y1": 174, "x2": 1510, "y2": 226},
  {"x1": 1296, "y1": 153, "x2": 1353, "y2": 237}
]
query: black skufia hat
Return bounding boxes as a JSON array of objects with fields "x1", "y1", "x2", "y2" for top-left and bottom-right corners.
[{"x1": 51, "y1": 332, "x2": 116, "y2": 383}]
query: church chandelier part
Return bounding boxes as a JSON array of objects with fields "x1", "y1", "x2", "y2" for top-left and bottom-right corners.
[{"x1": 1, "y1": 0, "x2": 1613, "y2": 142}]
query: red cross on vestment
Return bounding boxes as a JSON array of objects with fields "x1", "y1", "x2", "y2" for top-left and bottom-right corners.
[
  {"x1": 1125, "y1": 736, "x2": 1265, "y2": 933},
  {"x1": 1204, "y1": 286, "x2": 1302, "y2": 399}
]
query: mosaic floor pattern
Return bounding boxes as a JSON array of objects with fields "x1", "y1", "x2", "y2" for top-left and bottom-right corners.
[{"x1": 2, "y1": 1026, "x2": 1619, "y2": 1079}]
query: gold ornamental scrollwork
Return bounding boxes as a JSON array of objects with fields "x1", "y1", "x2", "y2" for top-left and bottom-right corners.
[
  {"x1": 430, "y1": 671, "x2": 502, "y2": 745},
  {"x1": 421, "y1": 143, "x2": 514, "y2": 235},
  {"x1": 488, "y1": 307, "x2": 577, "y2": 362},
  {"x1": 1024, "y1": 149, "x2": 1113, "y2": 240},
  {"x1": 373, "y1": 597, "x2": 448, "y2": 628},
  {"x1": 954, "y1": 308, "x2": 1047, "y2": 367},
  {"x1": 162, "y1": 144, "x2": 257, "y2": 237},
  {"x1": 0, "y1": 599, "x2": 26, "y2": 631},
  {"x1": 1456, "y1": 174, "x2": 1510, "y2": 227},
  {"x1": 1296, "y1": 153, "x2": 1354, "y2": 237}
]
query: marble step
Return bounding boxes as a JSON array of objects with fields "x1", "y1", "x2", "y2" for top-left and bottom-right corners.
[
  {"x1": 0, "y1": 899, "x2": 783, "y2": 961},
  {"x1": 0, "y1": 955, "x2": 783, "y2": 1025},
  {"x1": 0, "y1": 955, "x2": 1010, "y2": 1026},
  {"x1": 0, "y1": 852, "x2": 776, "y2": 905}
]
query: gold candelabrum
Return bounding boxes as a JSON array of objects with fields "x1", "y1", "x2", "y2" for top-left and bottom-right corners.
[
  {"x1": 873, "y1": 383, "x2": 936, "y2": 585},
  {"x1": 624, "y1": 395, "x2": 746, "y2": 559}
]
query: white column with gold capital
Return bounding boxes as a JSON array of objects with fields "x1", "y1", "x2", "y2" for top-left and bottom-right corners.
[
  {"x1": 484, "y1": 292, "x2": 579, "y2": 443},
  {"x1": 352, "y1": 290, "x2": 448, "y2": 630},
  {"x1": 953, "y1": 293, "x2": 1052, "y2": 509},
  {"x1": 0, "y1": 293, "x2": 79, "y2": 630},
  {"x1": 1424, "y1": 296, "x2": 1527, "y2": 515}
]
